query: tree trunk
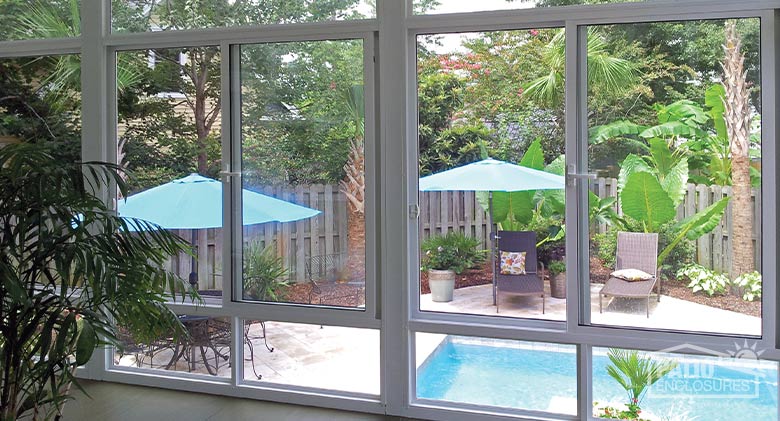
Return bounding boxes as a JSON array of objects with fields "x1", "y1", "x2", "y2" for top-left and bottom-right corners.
[
  {"x1": 722, "y1": 21, "x2": 754, "y2": 278},
  {"x1": 341, "y1": 138, "x2": 365, "y2": 284},
  {"x1": 346, "y1": 209, "x2": 366, "y2": 284}
]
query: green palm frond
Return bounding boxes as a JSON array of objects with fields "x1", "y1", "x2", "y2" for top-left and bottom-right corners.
[
  {"x1": 606, "y1": 349, "x2": 678, "y2": 404},
  {"x1": 15, "y1": 0, "x2": 141, "y2": 97},
  {"x1": 524, "y1": 28, "x2": 637, "y2": 107}
]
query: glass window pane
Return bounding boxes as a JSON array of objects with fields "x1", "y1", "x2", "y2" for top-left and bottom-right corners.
[
  {"x1": 238, "y1": 39, "x2": 366, "y2": 308},
  {"x1": 242, "y1": 321, "x2": 379, "y2": 395},
  {"x1": 416, "y1": 333, "x2": 577, "y2": 415},
  {"x1": 413, "y1": 0, "x2": 646, "y2": 15},
  {"x1": 417, "y1": 29, "x2": 567, "y2": 322},
  {"x1": 0, "y1": 0, "x2": 80, "y2": 41},
  {"x1": 111, "y1": 0, "x2": 374, "y2": 33},
  {"x1": 593, "y1": 346, "x2": 778, "y2": 419},
  {"x1": 585, "y1": 18, "x2": 762, "y2": 335},
  {"x1": 0, "y1": 55, "x2": 81, "y2": 160},
  {"x1": 113, "y1": 314, "x2": 232, "y2": 378},
  {"x1": 116, "y1": 46, "x2": 224, "y2": 303}
]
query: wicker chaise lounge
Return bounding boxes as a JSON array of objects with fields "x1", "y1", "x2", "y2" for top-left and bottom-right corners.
[{"x1": 599, "y1": 232, "x2": 660, "y2": 318}]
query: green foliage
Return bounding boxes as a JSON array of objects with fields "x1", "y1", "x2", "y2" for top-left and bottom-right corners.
[
  {"x1": 732, "y1": 271, "x2": 762, "y2": 302},
  {"x1": 589, "y1": 192, "x2": 621, "y2": 228},
  {"x1": 620, "y1": 171, "x2": 677, "y2": 232},
  {"x1": 676, "y1": 264, "x2": 729, "y2": 296},
  {"x1": 0, "y1": 143, "x2": 194, "y2": 420},
  {"x1": 594, "y1": 223, "x2": 695, "y2": 278},
  {"x1": 423, "y1": 125, "x2": 497, "y2": 175},
  {"x1": 0, "y1": 58, "x2": 81, "y2": 164},
  {"x1": 421, "y1": 232, "x2": 486, "y2": 274},
  {"x1": 605, "y1": 349, "x2": 678, "y2": 410},
  {"x1": 614, "y1": 138, "x2": 728, "y2": 268},
  {"x1": 547, "y1": 260, "x2": 566, "y2": 276},
  {"x1": 243, "y1": 242, "x2": 290, "y2": 302},
  {"x1": 478, "y1": 139, "x2": 564, "y2": 233},
  {"x1": 524, "y1": 29, "x2": 637, "y2": 107}
]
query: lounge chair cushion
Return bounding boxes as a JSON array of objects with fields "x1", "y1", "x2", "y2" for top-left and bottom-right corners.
[
  {"x1": 500, "y1": 251, "x2": 526, "y2": 275},
  {"x1": 611, "y1": 268, "x2": 653, "y2": 282}
]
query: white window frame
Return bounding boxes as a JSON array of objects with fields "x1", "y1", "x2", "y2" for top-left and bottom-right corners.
[
  {"x1": 0, "y1": 0, "x2": 777, "y2": 420},
  {"x1": 398, "y1": 1, "x2": 779, "y2": 420}
]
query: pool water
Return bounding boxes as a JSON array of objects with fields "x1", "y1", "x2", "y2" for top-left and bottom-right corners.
[{"x1": 416, "y1": 338, "x2": 778, "y2": 419}]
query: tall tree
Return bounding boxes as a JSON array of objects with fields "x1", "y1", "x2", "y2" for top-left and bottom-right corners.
[
  {"x1": 340, "y1": 85, "x2": 365, "y2": 282},
  {"x1": 722, "y1": 21, "x2": 754, "y2": 277}
]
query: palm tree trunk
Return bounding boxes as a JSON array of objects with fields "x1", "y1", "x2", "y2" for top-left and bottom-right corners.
[
  {"x1": 341, "y1": 138, "x2": 366, "y2": 284},
  {"x1": 722, "y1": 21, "x2": 754, "y2": 278}
]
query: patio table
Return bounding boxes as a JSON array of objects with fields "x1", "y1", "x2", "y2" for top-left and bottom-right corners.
[{"x1": 165, "y1": 315, "x2": 229, "y2": 375}]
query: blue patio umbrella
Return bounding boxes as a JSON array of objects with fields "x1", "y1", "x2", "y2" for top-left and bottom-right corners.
[
  {"x1": 419, "y1": 158, "x2": 565, "y2": 304},
  {"x1": 119, "y1": 173, "x2": 320, "y2": 287}
]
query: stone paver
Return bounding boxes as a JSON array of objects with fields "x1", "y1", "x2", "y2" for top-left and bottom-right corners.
[
  {"x1": 420, "y1": 283, "x2": 761, "y2": 336},
  {"x1": 117, "y1": 283, "x2": 760, "y2": 394}
]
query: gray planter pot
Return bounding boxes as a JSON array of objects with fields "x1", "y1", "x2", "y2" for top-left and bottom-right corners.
[{"x1": 428, "y1": 269, "x2": 456, "y2": 302}]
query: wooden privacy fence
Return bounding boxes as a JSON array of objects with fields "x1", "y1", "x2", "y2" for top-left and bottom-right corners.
[
  {"x1": 588, "y1": 178, "x2": 761, "y2": 274},
  {"x1": 166, "y1": 179, "x2": 760, "y2": 288},
  {"x1": 164, "y1": 184, "x2": 348, "y2": 289},
  {"x1": 417, "y1": 178, "x2": 761, "y2": 273}
]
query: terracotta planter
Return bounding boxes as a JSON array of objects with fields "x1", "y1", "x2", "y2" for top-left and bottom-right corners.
[
  {"x1": 550, "y1": 272, "x2": 566, "y2": 299},
  {"x1": 428, "y1": 269, "x2": 456, "y2": 302}
]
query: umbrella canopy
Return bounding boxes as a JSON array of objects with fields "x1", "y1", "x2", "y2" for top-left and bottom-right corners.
[
  {"x1": 419, "y1": 158, "x2": 564, "y2": 192},
  {"x1": 119, "y1": 173, "x2": 320, "y2": 229}
]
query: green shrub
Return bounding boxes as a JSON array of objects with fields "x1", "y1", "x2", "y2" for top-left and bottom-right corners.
[
  {"x1": 528, "y1": 216, "x2": 565, "y2": 264},
  {"x1": 243, "y1": 241, "x2": 289, "y2": 301},
  {"x1": 548, "y1": 260, "x2": 566, "y2": 276},
  {"x1": 593, "y1": 223, "x2": 695, "y2": 278},
  {"x1": 421, "y1": 232, "x2": 486, "y2": 274},
  {"x1": 732, "y1": 271, "x2": 762, "y2": 302},
  {"x1": 676, "y1": 264, "x2": 729, "y2": 296}
]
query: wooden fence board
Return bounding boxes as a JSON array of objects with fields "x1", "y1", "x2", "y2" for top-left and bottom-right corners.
[{"x1": 168, "y1": 179, "x2": 762, "y2": 286}]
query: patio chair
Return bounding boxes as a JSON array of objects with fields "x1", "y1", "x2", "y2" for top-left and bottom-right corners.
[
  {"x1": 305, "y1": 253, "x2": 362, "y2": 306},
  {"x1": 599, "y1": 232, "x2": 660, "y2": 318},
  {"x1": 494, "y1": 231, "x2": 545, "y2": 314}
]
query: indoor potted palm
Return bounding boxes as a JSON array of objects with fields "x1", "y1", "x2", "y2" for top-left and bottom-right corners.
[
  {"x1": 421, "y1": 232, "x2": 485, "y2": 302},
  {"x1": 0, "y1": 143, "x2": 196, "y2": 421}
]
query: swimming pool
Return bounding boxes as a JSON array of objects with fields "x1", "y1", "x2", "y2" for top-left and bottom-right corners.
[{"x1": 416, "y1": 336, "x2": 778, "y2": 419}]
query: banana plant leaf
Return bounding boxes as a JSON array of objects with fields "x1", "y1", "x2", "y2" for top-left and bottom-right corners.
[
  {"x1": 658, "y1": 197, "x2": 730, "y2": 265},
  {"x1": 640, "y1": 121, "x2": 708, "y2": 141},
  {"x1": 589, "y1": 120, "x2": 647, "y2": 145}
]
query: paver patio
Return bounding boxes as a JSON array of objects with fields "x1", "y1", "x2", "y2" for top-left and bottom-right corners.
[
  {"x1": 420, "y1": 283, "x2": 761, "y2": 336},
  {"x1": 116, "y1": 282, "x2": 759, "y2": 394}
]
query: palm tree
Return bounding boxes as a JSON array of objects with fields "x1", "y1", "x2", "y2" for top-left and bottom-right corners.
[
  {"x1": 340, "y1": 85, "x2": 366, "y2": 283},
  {"x1": 606, "y1": 349, "x2": 678, "y2": 408},
  {"x1": 523, "y1": 29, "x2": 637, "y2": 107},
  {"x1": 17, "y1": 0, "x2": 141, "y2": 95},
  {"x1": 722, "y1": 21, "x2": 754, "y2": 278}
]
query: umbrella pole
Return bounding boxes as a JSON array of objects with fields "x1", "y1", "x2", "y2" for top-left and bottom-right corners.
[
  {"x1": 490, "y1": 192, "x2": 496, "y2": 306},
  {"x1": 189, "y1": 230, "x2": 198, "y2": 290}
]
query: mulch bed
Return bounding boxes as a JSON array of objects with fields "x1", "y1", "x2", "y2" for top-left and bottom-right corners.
[
  {"x1": 281, "y1": 282, "x2": 365, "y2": 307},
  {"x1": 588, "y1": 255, "x2": 761, "y2": 318},
  {"x1": 420, "y1": 260, "x2": 494, "y2": 294},
  {"x1": 271, "y1": 256, "x2": 761, "y2": 317}
]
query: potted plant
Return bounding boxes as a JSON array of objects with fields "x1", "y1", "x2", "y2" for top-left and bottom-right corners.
[
  {"x1": 0, "y1": 143, "x2": 195, "y2": 420},
  {"x1": 421, "y1": 232, "x2": 485, "y2": 302},
  {"x1": 548, "y1": 259, "x2": 566, "y2": 299}
]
